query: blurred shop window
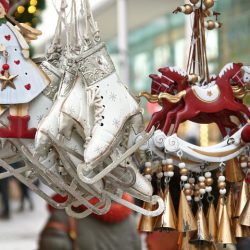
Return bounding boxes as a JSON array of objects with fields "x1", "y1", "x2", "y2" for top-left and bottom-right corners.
[
  {"x1": 133, "y1": 52, "x2": 150, "y2": 92},
  {"x1": 174, "y1": 38, "x2": 185, "y2": 68},
  {"x1": 110, "y1": 54, "x2": 120, "y2": 75},
  {"x1": 206, "y1": 30, "x2": 218, "y2": 60},
  {"x1": 154, "y1": 46, "x2": 171, "y2": 69}
]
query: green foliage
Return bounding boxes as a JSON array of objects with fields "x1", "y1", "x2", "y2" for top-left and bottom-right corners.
[{"x1": 14, "y1": 0, "x2": 46, "y2": 28}]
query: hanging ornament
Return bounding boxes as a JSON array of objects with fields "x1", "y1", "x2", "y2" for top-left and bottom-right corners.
[
  {"x1": 234, "y1": 180, "x2": 249, "y2": 218},
  {"x1": 207, "y1": 200, "x2": 217, "y2": 242},
  {"x1": 177, "y1": 189, "x2": 197, "y2": 233},
  {"x1": 189, "y1": 204, "x2": 210, "y2": 244},
  {"x1": 137, "y1": 165, "x2": 155, "y2": 233},
  {"x1": 217, "y1": 203, "x2": 236, "y2": 245},
  {"x1": 173, "y1": 4, "x2": 194, "y2": 15},
  {"x1": 155, "y1": 159, "x2": 177, "y2": 231},
  {"x1": 203, "y1": 0, "x2": 215, "y2": 9},
  {"x1": 225, "y1": 158, "x2": 245, "y2": 183},
  {"x1": 239, "y1": 197, "x2": 250, "y2": 227}
]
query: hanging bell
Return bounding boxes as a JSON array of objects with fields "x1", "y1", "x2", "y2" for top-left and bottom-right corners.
[
  {"x1": 234, "y1": 180, "x2": 249, "y2": 218},
  {"x1": 207, "y1": 202, "x2": 217, "y2": 242},
  {"x1": 216, "y1": 195, "x2": 224, "y2": 226},
  {"x1": 217, "y1": 203, "x2": 236, "y2": 245},
  {"x1": 137, "y1": 202, "x2": 155, "y2": 233},
  {"x1": 225, "y1": 158, "x2": 245, "y2": 183},
  {"x1": 233, "y1": 217, "x2": 250, "y2": 238},
  {"x1": 178, "y1": 190, "x2": 197, "y2": 232},
  {"x1": 190, "y1": 205, "x2": 210, "y2": 244},
  {"x1": 240, "y1": 197, "x2": 250, "y2": 226},
  {"x1": 154, "y1": 188, "x2": 177, "y2": 231},
  {"x1": 226, "y1": 187, "x2": 235, "y2": 221},
  {"x1": 180, "y1": 233, "x2": 216, "y2": 250},
  {"x1": 178, "y1": 232, "x2": 194, "y2": 250}
]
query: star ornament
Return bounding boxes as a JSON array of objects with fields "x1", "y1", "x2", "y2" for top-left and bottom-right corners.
[{"x1": 0, "y1": 74, "x2": 18, "y2": 91}]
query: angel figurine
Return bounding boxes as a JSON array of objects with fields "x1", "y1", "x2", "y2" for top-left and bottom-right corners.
[{"x1": 0, "y1": 0, "x2": 50, "y2": 138}]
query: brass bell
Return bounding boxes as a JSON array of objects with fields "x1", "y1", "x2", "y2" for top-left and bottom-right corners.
[
  {"x1": 225, "y1": 158, "x2": 245, "y2": 183},
  {"x1": 207, "y1": 202, "x2": 217, "y2": 242},
  {"x1": 240, "y1": 197, "x2": 250, "y2": 226},
  {"x1": 217, "y1": 203, "x2": 236, "y2": 245},
  {"x1": 234, "y1": 217, "x2": 250, "y2": 238},
  {"x1": 235, "y1": 180, "x2": 249, "y2": 218},
  {"x1": 190, "y1": 205, "x2": 210, "y2": 244},
  {"x1": 216, "y1": 195, "x2": 224, "y2": 226},
  {"x1": 226, "y1": 187, "x2": 235, "y2": 222},
  {"x1": 154, "y1": 188, "x2": 177, "y2": 231},
  {"x1": 137, "y1": 202, "x2": 155, "y2": 233},
  {"x1": 178, "y1": 190, "x2": 197, "y2": 232}
]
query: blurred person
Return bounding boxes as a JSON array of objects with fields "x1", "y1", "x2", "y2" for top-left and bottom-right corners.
[
  {"x1": 11, "y1": 161, "x2": 34, "y2": 212},
  {"x1": 18, "y1": 182, "x2": 34, "y2": 212},
  {"x1": 0, "y1": 167, "x2": 10, "y2": 219},
  {"x1": 38, "y1": 193, "x2": 141, "y2": 250}
]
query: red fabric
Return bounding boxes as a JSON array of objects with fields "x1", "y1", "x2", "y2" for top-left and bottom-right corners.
[
  {"x1": 146, "y1": 232, "x2": 179, "y2": 250},
  {"x1": 0, "y1": 0, "x2": 9, "y2": 13},
  {"x1": 48, "y1": 193, "x2": 133, "y2": 223},
  {"x1": 0, "y1": 116, "x2": 37, "y2": 138}
]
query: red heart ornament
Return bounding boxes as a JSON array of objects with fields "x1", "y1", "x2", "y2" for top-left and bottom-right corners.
[
  {"x1": 5, "y1": 35, "x2": 11, "y2": 41},
  {"x1": 14, "y1": 60, "x2": 20, "y2": 65},
  {"x1": 25, "y1": 84, "x2": 31, "y2": 90}
]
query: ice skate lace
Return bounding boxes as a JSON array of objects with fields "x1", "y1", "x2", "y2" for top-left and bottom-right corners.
[{"x1": 85, "y1": 85, "x2": 104, "y2": 145}]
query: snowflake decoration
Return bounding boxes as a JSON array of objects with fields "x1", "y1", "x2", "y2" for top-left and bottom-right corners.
[
  {"x1": 37, "y1": 114, "x2": 44, "y2": 123},
  {"x1": 95, "y1": 146, "x2": 103, "y2": 154},
  {"x1": 112, "y1": 119, "x2": 120, "y2": 128},
  {"x1": 109, "y1": 92, "x2": 117, "y2": 102}
]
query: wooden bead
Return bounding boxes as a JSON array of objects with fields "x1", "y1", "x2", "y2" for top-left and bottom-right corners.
[
  {"x1": 206, "y1": 20, "x2": 215, "y2": 30},
  {"x1": 190, "y1": 0, "x2": 200, "y2": 4},
  {"x1": 199, "y1": 182, "x2": 206, "y2": 189},
  {"x1": 205, "y1": 177, "x2": 214, "y2": 186},
  {"x1": 156, "y1": 166, "x2": 163, "y2": 174},
  {"x1": 167, "y1": 164, "x2": 174, "y2": 172},
  {"x1": 218, "y1": 182, "x2": 226, "y2": 189},
  {"x1": 184, "y1": 189, "x2": 192, "y2": 196},
  {"x1": 194, "y1": 190, "x2": 200, "y2": 196},
  {"x1": 144, "y1": 167, "x2": 151, "y2": 175},
  {"x1": 239, "y1": 155, "x2": 247, "y2": 163},
  {"x1": 184, "y1": 4, "x2": 193, "y2": 14},
  {"x1": 203, "y1": 0, "x2": 214, "y2": 9},
  {"x1": 180, "y1": 168, "x2": 189, "y2": 176}
]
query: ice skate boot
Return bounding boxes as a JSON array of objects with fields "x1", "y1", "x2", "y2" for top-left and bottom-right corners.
[{"x1": 78, "y1": 43, "x2": 140, "y2": 171}]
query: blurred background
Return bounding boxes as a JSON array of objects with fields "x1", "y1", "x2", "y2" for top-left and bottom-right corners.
[{"x1": 0, "y1": 0, "x2": 250, "y2": 249}]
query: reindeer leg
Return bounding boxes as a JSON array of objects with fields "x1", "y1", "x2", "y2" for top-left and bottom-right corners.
[
  {"x1": 162, "y1": 104, "x2": 183, "y2": 134},
  {"x1": 233, "y1": 111, "x2": 247, "y2": 125},
  {"x1": 146, "y1": 109, "x2": 165, "y2": 132},
  {"x1": 228, "y1": 101, "x2": 250, "y2": 120},
  {"x1": 215, "y1": 120, "x2": 228, "y2": 138},
  {"x1": 173, "y1": 106, "x2": 198, "y2": 134}
]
